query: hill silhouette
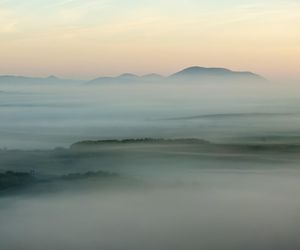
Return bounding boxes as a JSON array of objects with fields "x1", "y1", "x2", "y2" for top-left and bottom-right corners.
[
  {"x1": 87, "y1": 66, "x2": 265, "y2": 84},
  {"x1": 0, "y1": 66, "x2": 265, "y2": 85}
]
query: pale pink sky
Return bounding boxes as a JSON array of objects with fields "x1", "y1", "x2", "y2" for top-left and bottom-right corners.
[{"x1": 0, "y1": 0, "x2": 299, "y2": 80}]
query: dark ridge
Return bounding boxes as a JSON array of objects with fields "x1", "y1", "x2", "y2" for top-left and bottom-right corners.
[
  {"x1": 0, "y1": 171, "x2": 36, "y2": 191},
  {"x1": 70, "y1": 138, "x2": 211, "y2": 149},
  {"x1": 61, "y1": 171, "x2": 119, "y2": 181},
  {"x1": 69, "y1": 138, "x2": 300, "y2": 155},
  {"x1": 0, "y1": 170, "x2": 120, "y2": 194}
]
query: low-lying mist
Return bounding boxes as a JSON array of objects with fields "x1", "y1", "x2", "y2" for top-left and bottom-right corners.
[
  {"x1": 1, "y1": 80, "x2": 300, "y2": 149},
  {"x1": 1, "y1": 166, "x2": 300, "y2": 250},
  {"x1": 1, "y1": 79, "x2": 300, "y2": 249},
  {"x1": 1, "y1": 139, "x2": 300, "y2": 249}
]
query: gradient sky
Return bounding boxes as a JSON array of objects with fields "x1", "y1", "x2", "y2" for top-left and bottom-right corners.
[{"x1": 0, "y1": 0, "x2": 299, "y2": 80}]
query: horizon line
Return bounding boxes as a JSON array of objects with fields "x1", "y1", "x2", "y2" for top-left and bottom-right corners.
[{"x1": 0, "y1": 65, "x2": 262, "y2": 81}]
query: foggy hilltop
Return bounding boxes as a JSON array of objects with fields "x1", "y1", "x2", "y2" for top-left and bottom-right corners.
[{"x1": 0, "y1": 66, "x2": 265, "y2": 85}]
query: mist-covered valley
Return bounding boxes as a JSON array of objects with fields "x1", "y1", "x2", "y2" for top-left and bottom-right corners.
[
  {"x1": 1, "y1": 78, "x2": 300, "y2": 250},
  {"x1": 1, "y1": 78, "x2": 300, "y2": 149},
  {"x1": 1, "y1": 0, "x2": 299, "y2": 246}
]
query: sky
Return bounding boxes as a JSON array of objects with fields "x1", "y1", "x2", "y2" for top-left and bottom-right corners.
[{"x1": 0, "y1": 0, "x2": 299, "y2": 80}]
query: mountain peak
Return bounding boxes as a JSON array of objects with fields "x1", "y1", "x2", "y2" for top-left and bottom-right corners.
[
  {"x1": 142, "y1": 73, "x2": 164, "y2": 79},
  {"x1": 46, "y1": 75, "x2": 59, "y2": 80},
  {"x1": 85, "y1": 66, "x2": 266, "y2": 84},
  {"x1": 169, "y1": 66, "x2": 264, "y2": 82},
  {"x1": 172, "y1": 66, "x2": 233, "y2": 77},
  {"x1": 118, "y1": 73, "x2": 138, "y2": 78}
]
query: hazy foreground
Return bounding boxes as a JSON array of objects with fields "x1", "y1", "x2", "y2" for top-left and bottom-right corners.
[{"x1": 1, "y1": 80, "x2": 300, "y2": 249}]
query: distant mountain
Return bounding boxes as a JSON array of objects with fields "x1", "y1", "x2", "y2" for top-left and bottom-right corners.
[
  {"x1": 0, "y1": 66, "x2": 266, "y2": 85},
  {"x1": 0, "y1": 75, "x2": 84, "y2": 85},
  {"x1": 87, "y1": 73, "x2": 165, "y2": 84},
  {"x1": 141, "y1": 73, "x2": 164, "y2": 81},
  {"x1": 87, "y1": 66, "x2": 265, "y2": 84},
  {"x1": 169, "y1": 66, "x2": 265, "y2": 83}
]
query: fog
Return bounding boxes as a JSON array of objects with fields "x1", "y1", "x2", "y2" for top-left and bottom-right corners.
[
  {"x1": 1, "y1": 80, "x2": 300, "y2": 249},
  {"x1": 1, "y1": 164, "x2": 300, "y2": 250},
  {"x1": 1, "y1": 81, "x2": 300, "y2": 149}
]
